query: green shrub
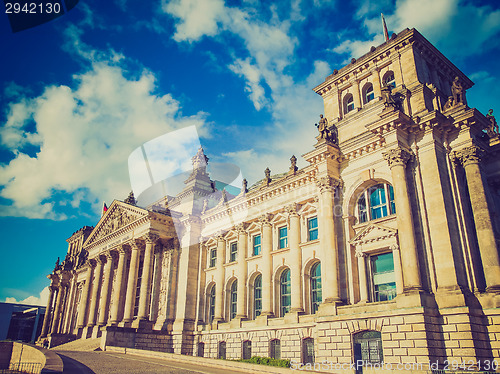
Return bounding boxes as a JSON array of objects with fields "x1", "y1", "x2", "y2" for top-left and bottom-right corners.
[{"x1": 237, "y1": 356, "x2": 291, "y2": 368}]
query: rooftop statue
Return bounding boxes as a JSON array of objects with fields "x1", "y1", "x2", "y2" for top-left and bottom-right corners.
[
  {"x1": 381, "y1": 83, "x2": 404, "y2": 111},
  {"x1": 486, "y1": 109, "x2": 499, "y2": 138},
  {"x1": 315, "y1": 114, "x2": 338, "y2": 144}
]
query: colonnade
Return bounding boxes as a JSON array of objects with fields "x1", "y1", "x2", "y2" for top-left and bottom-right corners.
[{"x1": 40, "y1": 233, "x2": 161, "y2": 337}]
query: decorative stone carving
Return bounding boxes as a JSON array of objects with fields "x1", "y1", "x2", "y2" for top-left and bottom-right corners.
[
  {"x1": 315, "y1": 115, "x2": 338, "y2": 144},
  {"x1": 242, "y1": 179, "x2": 248, "y2": 193},
  {"x1": 124, "y1": 191, "x2": 136, "y2": 205},
  {"x1": 259, "y1": 213, "x2": 272, "y2": 226},
  {"x1": 289, "y1": 155, "x2": 298, "y2": 174},
  {"x1": 235, "y1": 223, "x2": 247, "y2": 234},
  {"x1": 381, "y1": 84, "x2": 404, "y2": 111},
  {"x1": 383, "y1": 147, "x2": 412, "y2": 169},
  {"x1": 95, "y1": 207, "x2": 138, "y2": 239},
  {"x1": 144, "y1": 233, "x2": 160, "y2": 244},
  {"x1": 452, "y1": 145, "x2": 484, "y2": 167},
  {"x1": 316, "y1": 176, "x2": 341, "y2": 193},
  {"x1": 285, "y1": 203, "x2": 299, "y2": 217},
  {"x1": 451, "y1": 76, "x2": 464, "y2": 106},
  {"x1": 264, "y1": 167, "x2": 271, "y2": 186},
  {"x1": 486, "y1": 109, "x2": 499, "y2": 138},
  {"x1": 355, "y1": 249, "x2": 367, "y2": 258}
]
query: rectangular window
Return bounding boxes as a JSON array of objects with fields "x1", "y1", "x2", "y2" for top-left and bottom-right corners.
[
  {"x1": 308, "y1": 217, "x2": 318, "y2": 241},
  {"x1": 278, "y1": 226, "x2": 288, "y2": 249},
  {"x1": 209, "y1": 248, "x2": 217, "y2": 268},
  {"x1": 230, "y1": 242, "x2": 237, "y2": 262},
  {"x1": 253, "y1": 235, "x2": 261, "y2": 256},
  {"x1": 270, "y1": 339, "x2": 281, "y2": 360},
  {"x1": 370, "y1": 253, "x2": 396, "y2": 302},
  {"x1": 242, "y1": 340, "x2": 252, "y2": 360}
]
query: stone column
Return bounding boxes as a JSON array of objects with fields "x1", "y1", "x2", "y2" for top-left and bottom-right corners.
[
  {"x1": 356, "y1": 251, "x2": 368, "y2": 303},
  {"x1": 51, "y1": 284, "x2": 65, "y2": 334},
  {"x1": 383, "y1": 147, "x2": 422, "y2": 292},
  {"x1": 372, "y1": 69, "x2": 382, "y2": 98},
  {"x1": 123, "y1": 241, "x2": 141, "y2": 323},
  {"x1": 97, "y1": 253, "x2": 114, "y2": 326},
  {"x1": 110, "y1": 246, "x2": 127, "y2": 325},
  {"x1": 40, "y1": 284, "x2": 56, "y2": 337},
  {"x1": 260, "y1": 214, "x2": 274, "y2": 316},
  {"x1": 288, "y1": 204, "x2": 303, "y2": 312},
  {"x1": 455, "y1": 146, "x2": 500, "y2": 291},
  {"x1": 150, "y1": 246, "x2": 163, "y2": 322},
  {"x1": 214, "y1": 235, "x2": 226, "y2": 322},
  {"x1": 76, "y1": 262, "x2": 94, "y2": 328},
  {"x1": 391, "y1": 243, "x2": 404, "y2": 294},
  {"x1": 316, "y1": 177, "x2": 341, "y2": 304},
  {"x1": 138, "y1": 234, "x2": 159, "y2": 321},
  {"x1": 235, "y1": 225, "x2": 248, "y2": 318},
  {"x1": 352, "y1": 80, "x2": 361, "y2": 109},
  {"x1": 87, "y1": 258, "x2": 103, "y2": 327}
]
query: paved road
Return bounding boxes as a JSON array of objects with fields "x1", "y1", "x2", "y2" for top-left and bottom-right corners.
[{"x1": 54, "y1": 351, "x2": 249, "y2": 374}]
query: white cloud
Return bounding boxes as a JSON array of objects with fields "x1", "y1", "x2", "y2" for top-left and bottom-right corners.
[
  {"x1": 5, "y1": 287, "x2": 49, "y2": 307},
  {"x1": 0, "y1": 51, "x2": 209, "y2": 220},
  {"x1": 162, "y1": 0, "x2": 226, "y2": 42}
]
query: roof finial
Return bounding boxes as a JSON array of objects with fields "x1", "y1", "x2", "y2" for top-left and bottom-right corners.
[{"x1": 381, "y1": 13, "x2": 389, "y2": 42}]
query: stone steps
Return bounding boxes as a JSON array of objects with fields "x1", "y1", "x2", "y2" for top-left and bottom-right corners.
[{"x1": 54, "y1": 337, "x2": 101, "y2": 351}]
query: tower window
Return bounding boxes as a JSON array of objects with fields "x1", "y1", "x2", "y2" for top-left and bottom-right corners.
[
  {"x1": 357, "y1": 184, "x2": 395, "y2": 223},
  {"x1": 253, "y1": 235, "x2": 261, "y2": 256},
  {"x1": 364, "y1": 83, "x2": 375, "y2": 104},
  {"x1": 384, "y1": 72, "x2": 396, "y2": 89},
  {"x1": 345, "y1": 94, "x2": 355, "y2": 113},
  {"x1": 280, "y1": 269, "x2": 291, "y2": 316},
  {"x1": 278, "y1": 226, "x2": 288, "y2": 249}
]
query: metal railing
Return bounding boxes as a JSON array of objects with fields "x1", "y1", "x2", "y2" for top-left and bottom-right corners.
[{"x1": 0, "y1": 362, "x2": 43, "y2": 374}]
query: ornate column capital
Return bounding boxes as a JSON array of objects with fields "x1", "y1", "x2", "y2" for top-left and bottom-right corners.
[
  {"x1": 390, "y1": 243, "x2": 400, "y2": 251},
  {"x1": 86, "y1": 259, "x2": 97, "y2": 268},
  {"x1": 316, "y1": 176, "x2": 341, "y2": 193},
  {"x1": 452, "y1": 145, "x2": 484, "y2": 167},
  {"x1": 144, "y1": 233, "x2": 160, "y2": 244},
  {"x1": 215, "y1": 232, "x2": 226, "y2": 242},
  {"x1": 285, "y1": 203, "x2": 300, "y2": 217},
  {"x1": 382, "y1": 147, "x2": 412, "y2": 169},
  {"x1": 236, "y1": 223, "x2": 247, "y2": 234},
  {"x1": 259, "y1": 213, "x2": 273, "y2": 226}
]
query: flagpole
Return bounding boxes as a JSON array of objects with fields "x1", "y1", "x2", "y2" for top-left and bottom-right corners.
[{"x1": 381, "y1": 13, "x2": 389, "y2": 42}]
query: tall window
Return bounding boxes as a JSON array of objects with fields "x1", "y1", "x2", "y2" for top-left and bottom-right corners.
[
  {"x1": 308, "y1": 217, "x2": 318, "y2": 241},
  {"x1": 364, "y1": 83, "x2": 375, "y2": 104},
  {"x1": 270, "y1": 339, "x2": 281, "y2": 359},
  {"x1": 209, "y1": 248, "x2": 217, "y2": 268},
  {"x1": 254, "y1": 274, "x2": 262, "y2": 318},
  {"x1": 303, "y1": 338, "x2": 315, "y2": 364},
  {"x1": 345, "y1": 94, "x2": 355, "y2": 113},
  {"x1": 278, "y1": 226, "x2": 288, "y2": 249},
  {"x1": 280, "y1": 269, "x2": 291, "y2": 316},
  {"x1": 218, "y1": 341, "x2": 226, "y2": 359},
  {"x1": 229, "y1": 242, "x2": 237, "y2": 262},
  {"x1": 134, "y1": 257, "x2": 144, "y2": 317},
  {"x1": 230, "y1": 281, "x2": 237, "y2": 320},
  {"x1": 370, "y1": 253, "x2": 396, "y2": 302},
  {"x1": 384, "y1": 72, "x2": 396, "y2": 88},
  {"x1": 253, "y1": 235, "x2": 261, "y2": 256},
  {"x1": 357, "y1": 184, "x2": 395, "y2": 223},
  {"x1": 310, "y1": 262, "x2": 322, "y2": 314},
  {"x1": 197, "y1": 342, "x2": 205, "y2": 357},
  {"x1": 242, "y1": 340, "x2": 252, "y2": 360},
  {"x1": 209, "y1": 285, "x2": 216, "y2": 322}
]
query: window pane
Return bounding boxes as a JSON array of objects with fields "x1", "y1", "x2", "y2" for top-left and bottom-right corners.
[
  {"x1": 254, "y1": 275, "x2": 262, "y2": 317},
  {"x1": 311, "y1": 263, "x2": 322, "y2": 313},
  {"x1": 369, "y1": 185, "x2": 388, "y2": 220},
  {"x1": 230, "y1": 242, "x2": 237, "y2": 262},
  {"x1": 210, "y1": 249, "x2": 217, "y2": 268},
  {"x1": 279, "y1": 226, "x2": 288, "y2": 248},
  {"x1": 308, "y1": 217, "x2": 318, "y2": 241},
  {"x1": 209, "y1": 286, "x2": 216, "y2": 322},
  {"x1": 230, "y1": 282, "x2": 237, "y2": 319},
  {"x1": 281, "y1": 269, "x2": 291, "y2": 316},
  {"x1": 253, "y1": 235, "x2": 261, "y2": 256},
  {"x1": 358, "y1": 194, "x2": 368, "y2": 223},
  {"x1": 389, "y1": 185, "x2": 396, "y2": 214},
  {"x1": 371, "y1": 253, "x2": 396, "y2": 302}
]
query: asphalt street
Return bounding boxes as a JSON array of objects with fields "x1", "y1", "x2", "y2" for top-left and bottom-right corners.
[{"x1": 54, "y1": 351, "x2": 250, "y2": 374}]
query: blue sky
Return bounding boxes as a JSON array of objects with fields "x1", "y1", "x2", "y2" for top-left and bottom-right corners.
[{"x1": 1, "y1": 0, "x2": 499, "y2": 305}]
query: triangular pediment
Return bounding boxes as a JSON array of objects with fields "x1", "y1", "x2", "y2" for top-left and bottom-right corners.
[
  {"x1": 350, "y1": 223, "x2": 397, "y2": 245},
  {"x1": 84, "y1": 200, "x2": 149, "y2": 247}
]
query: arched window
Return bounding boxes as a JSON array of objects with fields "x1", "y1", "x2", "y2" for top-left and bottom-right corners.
[
  {"x1": 230, "y1": 281, "x2": 237, "y2": 320},
  {"x1": 280, "y1": 269, "x2": 291, "y2": 316},
  {"x1": 208, "y1": 285, "x2": 216, "y2": 323},
  {"x1": 345, "y1": 94, "x2": 355, "y2": 113},
  {"x1": 254, "y1": 274, "x2": 262, "y2": 318},
  {"x1": 310, "y1": 262, "x2": 322, "y2": 314},
  {"x1": 357, "y1": 184, "x2": 395, "y2": 223},
  {"x1": 383, "y1": 72, "x2": 396, "y2": 89},
  {"x1": 363, "y1": 83, "x2": 375, "y2": 104}
]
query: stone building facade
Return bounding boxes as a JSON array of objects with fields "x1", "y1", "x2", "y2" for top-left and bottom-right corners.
[{"x1": 39, "y1": 28, "x2": 500, "y2": 372}]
